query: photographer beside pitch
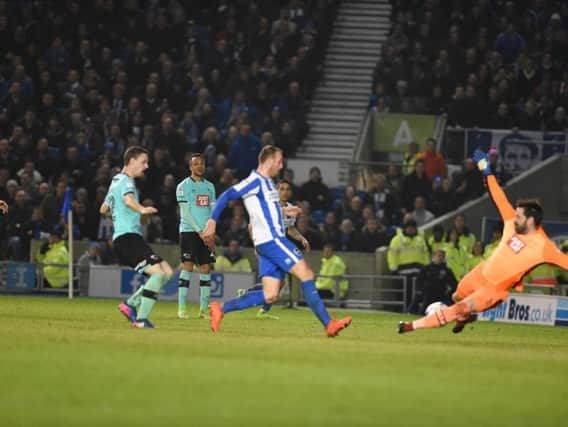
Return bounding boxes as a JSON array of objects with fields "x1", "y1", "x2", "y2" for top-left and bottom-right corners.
[{"x1": 399, "y1": 149, "x2": 568, "y2": 334}]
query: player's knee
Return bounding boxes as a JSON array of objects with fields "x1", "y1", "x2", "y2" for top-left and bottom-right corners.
[
  {"x1": 200, "y1": 264, "x2": 212, "y2": 274},
  {"x1": 294, "y1": 263, "x2": 314, "y2": 282},
  {"x1": 161, "y1": 263, "x2": 174, "y2": 280},
  {"x1": 265, "y1": 293, "x2": 279, "y2": 304}
]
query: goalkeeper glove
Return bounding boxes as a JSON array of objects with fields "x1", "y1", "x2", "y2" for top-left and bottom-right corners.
[{"x1": 473, "y1": 149, "x2": 492, "y2": 176}]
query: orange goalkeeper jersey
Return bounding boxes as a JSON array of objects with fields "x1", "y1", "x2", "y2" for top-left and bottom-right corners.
[{"x1": 479, "y1": 175, "x2": 568, "y2": 290}]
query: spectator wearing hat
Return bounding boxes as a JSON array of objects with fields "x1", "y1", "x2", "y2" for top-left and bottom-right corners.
[
  {"x1": 387, "y1": 217, "x2": 430, "y2": 311},
  {"x1": 427, "y1": 224, "x2": 446, "y2": 254},
  {"x1": 388, "y1": 218, "x2": 430, "y2": 275}
]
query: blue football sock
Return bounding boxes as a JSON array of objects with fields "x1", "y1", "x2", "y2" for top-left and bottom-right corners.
[
  {"x1": 301, "y1": 280, "x2": 331, "y2": 327},
  {"x1": 222, "y1": 290, "x2": 266, "y2": 314},
  {"x1": 261, "y1": 303, "x2": 272, "y2": 312}
]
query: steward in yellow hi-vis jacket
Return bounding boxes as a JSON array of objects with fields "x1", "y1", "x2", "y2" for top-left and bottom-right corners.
[
  {"x1": 316, "y1": 244, "x2": 349, "y2": 299},
  {"x1": 388, "y1": 220, "x2": 430, "y2": 275}
]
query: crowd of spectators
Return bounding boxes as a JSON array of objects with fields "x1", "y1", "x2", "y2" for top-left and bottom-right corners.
[
  {"x1": 0, "y1": 0, "x2": 341, "y2": 260},
  {"x1": 0, "y1": 0, "x2": 501, "y2": 264},
  {"x1": 371, "y1": 0, "x2": 568, "y2": 132}
]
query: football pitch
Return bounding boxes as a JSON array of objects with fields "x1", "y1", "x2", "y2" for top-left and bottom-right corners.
[{"x1": 1, "y1": 296, "x2": 567, "y2": 427}]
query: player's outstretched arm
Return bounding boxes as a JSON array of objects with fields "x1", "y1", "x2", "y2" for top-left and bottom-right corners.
[
  {"x1": 473, "y1": 149, "x2": 515, "y2": 221},
  {"x1": 544, "y1": 242, "x2": 568, "y2": 271}
]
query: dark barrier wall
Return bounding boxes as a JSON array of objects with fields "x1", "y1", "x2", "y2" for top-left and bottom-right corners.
[{"x1": 421, "y1": 154, "x2": 568, "y2": 241}]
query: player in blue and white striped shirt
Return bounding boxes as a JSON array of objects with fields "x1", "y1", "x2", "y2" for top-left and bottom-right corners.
[
  {"x1": 240, "y1": 179, "x2": 310, "y2": 320},
  {"x1": 202, "y1": 145, "x2": 352, "y2": 337}
]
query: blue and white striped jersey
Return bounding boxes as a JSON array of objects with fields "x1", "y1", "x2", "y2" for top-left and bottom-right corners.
[{"x1": 211, "y1": 170, "x2": 285, "y2": 246}]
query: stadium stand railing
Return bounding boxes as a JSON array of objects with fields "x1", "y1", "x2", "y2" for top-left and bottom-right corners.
[{"x1": 310, "y1": 273, "x2": 408, "y2": 312}]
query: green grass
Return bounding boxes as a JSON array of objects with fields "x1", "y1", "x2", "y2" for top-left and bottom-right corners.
[{"x1": 1, "y1": 296, "x2": 567, "y2": 427}]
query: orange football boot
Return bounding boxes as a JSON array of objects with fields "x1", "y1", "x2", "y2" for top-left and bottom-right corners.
[
  {"x1": 325, "y1": 316, "x2": 352, "y2": 337},
  {"x1": 209, "y1": 302, "x2": 224, "y2": 332}
]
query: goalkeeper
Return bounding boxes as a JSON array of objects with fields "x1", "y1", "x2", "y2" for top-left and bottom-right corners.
[{"x1": 399, "y1": 149, "x2": 568, "y2": 334}]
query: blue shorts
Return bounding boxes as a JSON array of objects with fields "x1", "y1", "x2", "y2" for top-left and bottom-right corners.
[{"x1": 256, "y1": 237, "x2": 304, "y2": 280}]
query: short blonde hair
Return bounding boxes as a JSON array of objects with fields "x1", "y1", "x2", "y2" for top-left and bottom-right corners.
[{"x1": 258, "y1": 145, "x2": 282, "y2": 164}]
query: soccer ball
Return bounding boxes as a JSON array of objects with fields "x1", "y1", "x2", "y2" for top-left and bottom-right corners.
[{"x1": 425, "y1": 301, "x2": 447, "y2": 316}]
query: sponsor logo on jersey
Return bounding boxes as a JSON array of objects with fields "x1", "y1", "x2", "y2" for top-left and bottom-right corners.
[
  {"x1": 196, "y1": 194, "x2": 210, "y2": 206},
  {"x1": 507, "y1": 235, "x2": 526, "y2": 253}
]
